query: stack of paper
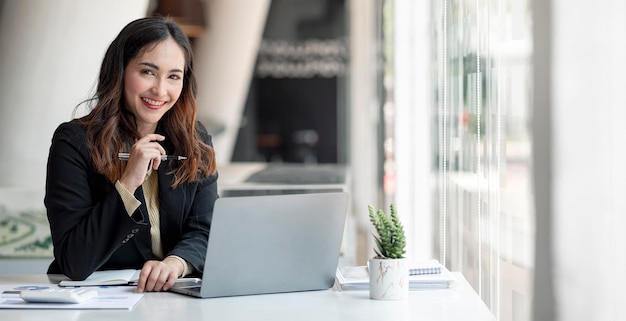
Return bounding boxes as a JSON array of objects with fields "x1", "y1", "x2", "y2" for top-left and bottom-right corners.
[
  {"x1": 0, "y1": 284, "x2": 143, "y2": 310},
  {"x1": 335, "y1": 259, "x2": 456, "y2": 291},
  {"x1": 59, "y1": 269, "x2": 141, "y2": 287}
]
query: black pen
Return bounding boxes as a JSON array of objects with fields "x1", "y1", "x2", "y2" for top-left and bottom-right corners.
[{"x1": 118, "y1": 152, "x2": 187, "y2": 161}]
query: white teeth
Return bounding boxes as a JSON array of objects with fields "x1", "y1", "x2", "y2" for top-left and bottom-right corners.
[{"x1": 142, "y1": 97, "x2": 165, "y2": 106}]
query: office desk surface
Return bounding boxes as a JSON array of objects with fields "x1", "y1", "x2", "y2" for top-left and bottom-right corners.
[{"x1": 0, "y1": 273, "x2": 495, "y2": 321}]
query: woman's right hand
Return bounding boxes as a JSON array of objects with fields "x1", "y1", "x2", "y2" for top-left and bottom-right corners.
[{"x1": 118, "y1": 134, "x2": 166, "y2": 193}]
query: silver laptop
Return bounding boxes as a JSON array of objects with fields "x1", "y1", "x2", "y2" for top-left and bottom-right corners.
[{"x1": 169, "y1": 192, "x2": 350, "y2": 298}]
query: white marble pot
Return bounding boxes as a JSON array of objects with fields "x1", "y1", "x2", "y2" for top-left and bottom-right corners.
[{"x1": 368, "y1": 258, "x2": 409, "y2": 300}]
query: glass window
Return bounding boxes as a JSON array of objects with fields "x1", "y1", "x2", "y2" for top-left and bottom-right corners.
[{"x1": 429, "y1": 0, "x2": 534, "y2": 320}]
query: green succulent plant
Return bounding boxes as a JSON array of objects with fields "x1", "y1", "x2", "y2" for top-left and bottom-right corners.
[{"x1": 368, "y1": 203, "x2": 406, "y2": 259}]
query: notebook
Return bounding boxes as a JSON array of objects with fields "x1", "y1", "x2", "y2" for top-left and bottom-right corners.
[
  {"x1": 169, "y1": 192, "x2": 350, "y2": 298},
  {"x1": 59, "y1": 269, "x2": 140, "y2": 287},
  {"x1": 409, "y1": 259, "x2": 443, "y2": 275},
  {"x1": 335, "y1": 260, "x2": 456, "y2": 291}
]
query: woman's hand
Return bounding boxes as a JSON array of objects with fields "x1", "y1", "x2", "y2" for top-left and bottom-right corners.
[
  {"x1": 136, "y1": 257, "x2": 184, "y2": 292},
  {"x1": 118, "y1": 134, "x2": 166, "y2": 193}
]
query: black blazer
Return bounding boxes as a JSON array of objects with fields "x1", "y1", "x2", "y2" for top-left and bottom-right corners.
[{"x1": 45, "y1": 120, "x2": 218, "y2": 280}]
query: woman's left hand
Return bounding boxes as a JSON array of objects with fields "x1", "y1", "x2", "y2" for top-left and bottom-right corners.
[{"x1": 136, "y1": 257, "x2": 184, "y2": 292}]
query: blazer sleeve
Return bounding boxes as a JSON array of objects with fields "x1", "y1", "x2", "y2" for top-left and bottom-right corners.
[{"x1": 45, "y1": 121, "x2": 149, "y2": 280}]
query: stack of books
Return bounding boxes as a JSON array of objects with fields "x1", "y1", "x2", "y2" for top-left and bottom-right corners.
[{"x1": 335, "y1": 259, "x2": 456, "y2": 291}]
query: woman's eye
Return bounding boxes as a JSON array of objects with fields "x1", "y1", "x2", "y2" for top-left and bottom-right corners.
[
  {"x1": 169, "y1": 74, "x2": 181, "y2": 80},
  {"x1": 141, "y1": 69, "x2": 154, "y2": 76}
]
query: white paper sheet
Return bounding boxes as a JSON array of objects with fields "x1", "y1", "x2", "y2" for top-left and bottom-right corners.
[{"x1": 0, "y1": 284, "x2": 143, "y2": 310}]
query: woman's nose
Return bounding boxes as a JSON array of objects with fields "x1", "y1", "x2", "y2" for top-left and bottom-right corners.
[{"x1": 151, "y1": 79, "x2": 166, "y2": 96}]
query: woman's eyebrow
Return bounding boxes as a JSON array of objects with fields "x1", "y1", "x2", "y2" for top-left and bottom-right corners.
[{"x1": 139, "y1": 62, "x2": 183, "y2": 73}]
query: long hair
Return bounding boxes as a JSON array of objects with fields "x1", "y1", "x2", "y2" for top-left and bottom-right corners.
[{"x1": 77, "y1": 17, "x2": 216, "y2": 187}]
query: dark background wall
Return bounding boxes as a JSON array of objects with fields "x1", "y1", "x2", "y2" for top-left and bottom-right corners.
[{"x1": 232, "y1": 0, "x2": 347, "y2": 164}]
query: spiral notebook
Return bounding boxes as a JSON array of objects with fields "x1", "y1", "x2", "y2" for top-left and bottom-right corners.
[
  {"x1": 335, "y1": 259, "x2": 455, "y2": 290},
  {"x1": 409, "y1": 259, "x2": 442, "y2": 275}
]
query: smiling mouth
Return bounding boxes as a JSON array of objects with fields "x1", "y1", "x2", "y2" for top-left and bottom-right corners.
[{"x1": 142, "y1": 97, "x2": 166, "y2": 107}]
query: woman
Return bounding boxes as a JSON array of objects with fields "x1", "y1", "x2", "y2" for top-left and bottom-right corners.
[{"x1": 45, "y1": 17, "x2": 218, "y2": 293}]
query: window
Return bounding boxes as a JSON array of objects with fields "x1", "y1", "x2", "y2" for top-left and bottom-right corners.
[
  {"x1": 389, "y1": 0, "x2": 535, "y2": 320},
  {"x1": 431, "y1": 1, "x2": 534, "y2": 320}
]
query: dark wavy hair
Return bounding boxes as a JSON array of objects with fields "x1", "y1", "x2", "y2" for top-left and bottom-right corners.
[{"x1": 77, "y1": 17, "x2": 216, "y2": 187}]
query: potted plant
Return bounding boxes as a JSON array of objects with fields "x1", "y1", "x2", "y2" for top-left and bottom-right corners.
[{"x1": 368, "y1": 203, "x2": 408, "y2": 300}]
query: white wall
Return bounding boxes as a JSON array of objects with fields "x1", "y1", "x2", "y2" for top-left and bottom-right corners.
[
  {"x1": 0, "y1": 0, "x2": 149, "y2": 188},
  {"x1": 551, "y1": 0, "x2": 626, "y2": 319},
  {"x1": 533, "y1": 0, "x2": 626, "y2": 320}
]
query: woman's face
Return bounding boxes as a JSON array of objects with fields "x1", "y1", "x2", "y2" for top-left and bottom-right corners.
[{"x1": 123, "y1": 37, "x2": 185, "y2": 136}]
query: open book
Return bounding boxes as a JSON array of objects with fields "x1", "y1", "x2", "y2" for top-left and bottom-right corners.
[
  {"x1": 335, "y1": 259, "x2": 456, "y2": 291},
  {"x1": 59, "y1": 269, "x2": 140, "y2": 287}
]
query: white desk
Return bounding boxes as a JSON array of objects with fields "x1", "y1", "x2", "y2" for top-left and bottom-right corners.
[{"x1": 0, "y1": 273, "x2": 495, "y2": 321}]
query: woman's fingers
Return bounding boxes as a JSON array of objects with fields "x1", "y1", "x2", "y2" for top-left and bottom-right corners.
[
  {"x1": 119, "y1": 135, "x2": 167, "y2": 192},
  {"x1": 136, "y1": 260, "x2": 180, "y2": 292}
]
